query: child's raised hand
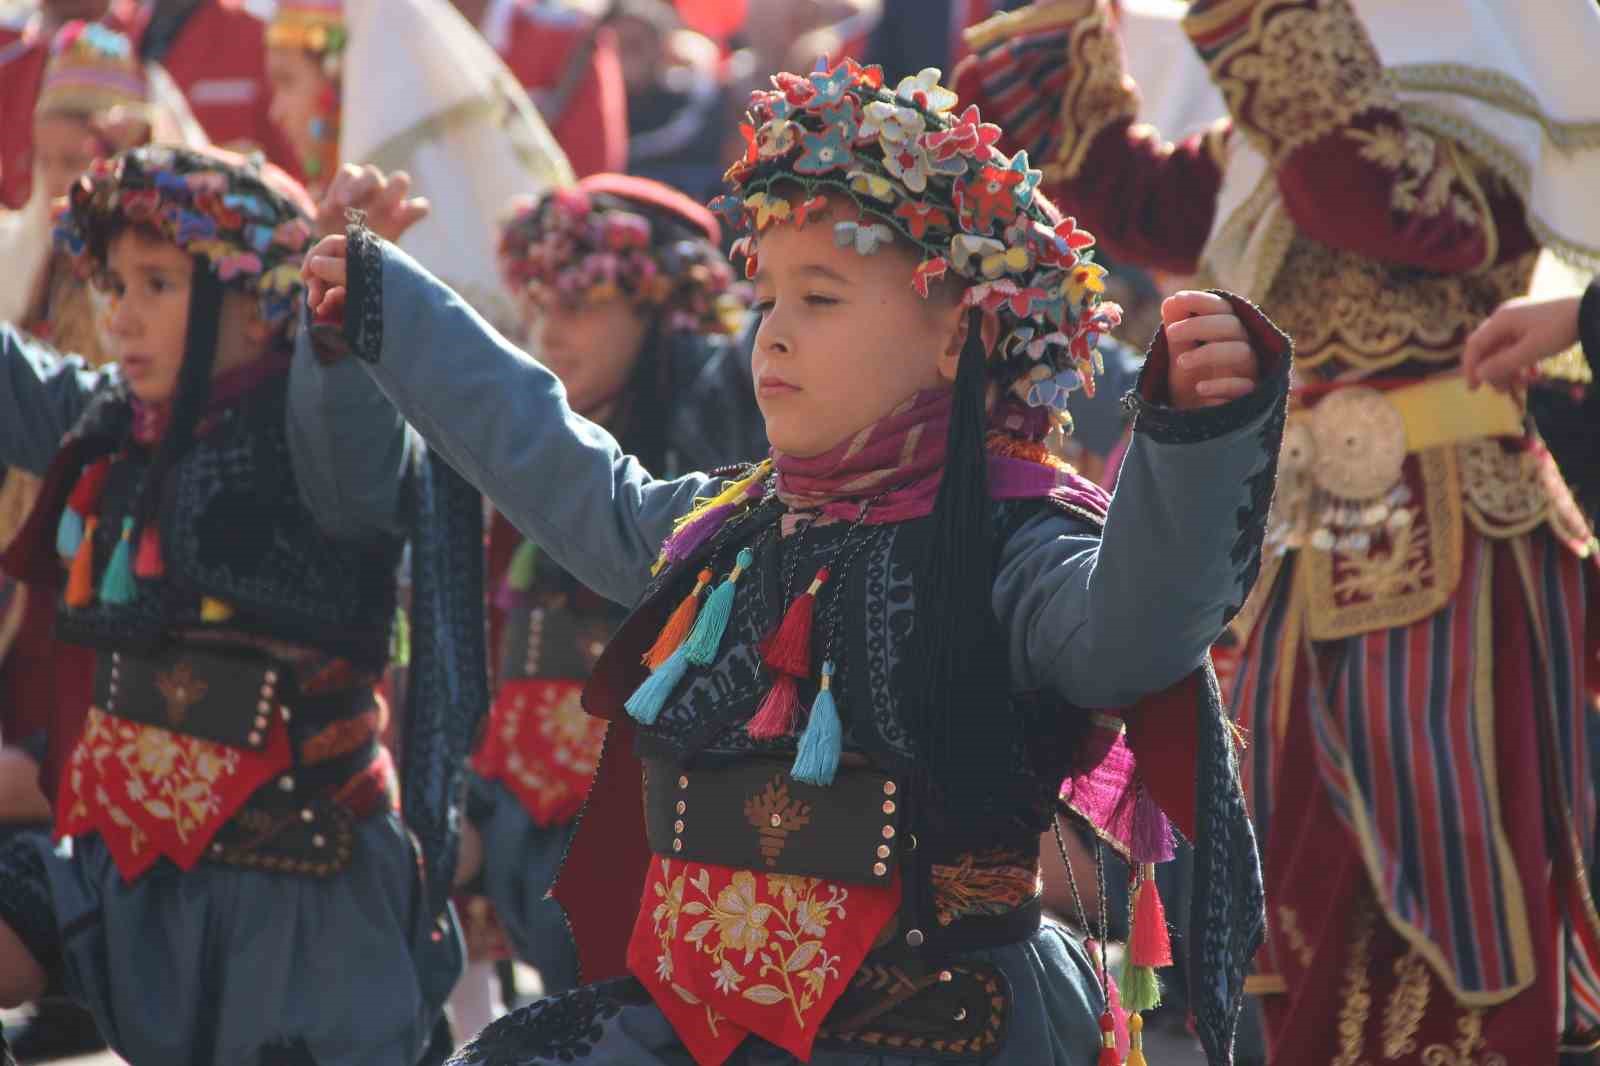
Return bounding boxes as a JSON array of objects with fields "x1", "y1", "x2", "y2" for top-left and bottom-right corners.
[
  {"x1": 314, "y1": 164, "x2": 432, "y2": 243},
  {"x1": 1162, "y1": 290, "x2": 1261, "y2": 409},
  {"x1": 302, "y1": 235, "x2": 349, "y2": 324}
]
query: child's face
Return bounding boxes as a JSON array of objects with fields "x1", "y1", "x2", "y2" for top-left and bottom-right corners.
[
  {"x1": 265, "y1": 47, "x2": 335, "y2": 173},
  {"x1": 33, "y1": 114, "x2": 103, "y2": 202},
  {"x1": 524, "y1": 291, "x2": 649, "y2": 419},
  {"x1": 750, "y1": 206, "x2": 962, "y2": 457},
  {"x1": 100, "y1": 230, "x2": 267, "y2": 405}
]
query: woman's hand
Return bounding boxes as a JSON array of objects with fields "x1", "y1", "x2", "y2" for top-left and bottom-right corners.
[
  {"x1": 1163, "y1": 290, "x2": 1261, "y2": 409},
  {"x1": 1462, "y1": 294, "x2": 1581, "y2": 391},
  {"x1": 314, "y1": 163, "x2": 431, "y2": 243},
  {"x1": 302, "y1": 234, "x2": 349, "y2": 324}
]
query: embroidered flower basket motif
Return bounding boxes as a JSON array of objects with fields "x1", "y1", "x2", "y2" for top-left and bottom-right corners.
[
  {"x1": 472, "y1": 679, "x2": 606, "y2": 828},
  {"x1": 627, "y1": 855, "x2": 900, "y2": 1065},
  {"x1": 56, "y1": 706, "x2": 293, "y2": 880}
]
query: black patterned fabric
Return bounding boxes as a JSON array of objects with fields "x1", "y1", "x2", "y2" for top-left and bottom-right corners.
[
  {"x1": 0, "y1": 831, "x2": 60, "y2": 973},
  {"x1": 345, "y1": 220, "x2": 385, "y2": 366},
  {"x1": 446, "y1": 979, "x2": 652, "y2": 1066},
  {"x1": 53, "y1": 375, "x2": 402, "y2": 668},
  {"x1": 1224, "y1": 374, "x2": 1287, "y2": 628},
  {"x1": 402, "y1": 444, "x2": 490, "y2": 919},
  {"x1": 1188, "y1": 664, "x2": 1265, "y2": 1065}
]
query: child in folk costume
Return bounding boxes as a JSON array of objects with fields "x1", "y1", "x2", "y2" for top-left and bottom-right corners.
[
  {"x1": 956, "y1": 1, "x2": 1600, "y2": 1060},
  {"x1": 0, "y1": 145, "x2": 480, "y2": 1065},
  {"x1": 303, "y1": 60, "x2": 1290, "y2": 1065},
  {"x1": 457, "y1": 173, "x2": 764, "y2": 1006}
]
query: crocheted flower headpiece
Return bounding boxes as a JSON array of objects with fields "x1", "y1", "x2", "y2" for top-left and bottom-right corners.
[
  {"x1": 35, "y1": 22, "x2": 150, "y2": 147},
  {"x1": 715, "y1": 59, "x2": 1122, "y2": 416},
  {"x1": 500, "y1": 173, "x2": 745, "y2": 336},
  {"x1": 266, "y1": 0, "x2": 347, "y2": 73},
  {"x1": 56, "y1": 145, "x2": 317, "y2": 332}
]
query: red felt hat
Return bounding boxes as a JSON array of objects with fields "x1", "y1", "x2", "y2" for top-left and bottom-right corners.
[{"x1": 576, "y1": 172, "x2": 721, "y2": 246}]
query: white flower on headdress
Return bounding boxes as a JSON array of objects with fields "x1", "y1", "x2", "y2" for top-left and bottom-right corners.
[
  {"x1": 834, "y1": 220, "x2": 895, "y2": 256},
  {"x1": 859, "y1": 100, "x2": 924, "y2": 145},
  {"x1": 894, "y1": 68, "x2": 958, "y2": 116},
  {"x1": 881, "y1": 141, "x2": 935, "y2": 193},
  {"x1": 755, "y1": 119, "x2": 800, "y2": 159}
]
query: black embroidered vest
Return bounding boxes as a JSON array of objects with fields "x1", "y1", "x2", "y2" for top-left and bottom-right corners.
[{"x1": 52, "y1": 377, "x2": 401, "y2": 669}]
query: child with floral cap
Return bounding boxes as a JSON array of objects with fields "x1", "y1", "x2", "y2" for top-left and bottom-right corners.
[
  {"x1": 304, "y1": 59, "x2": 1289, "y2": 1066},
  {"x1": 454, "y1": 171, "x2": 764, "y2": 1016},
  {"x1": 0, "y1": 144, "x2": 477, "y2": 1065}
]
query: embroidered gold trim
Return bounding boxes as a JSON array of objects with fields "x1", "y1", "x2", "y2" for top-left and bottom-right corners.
[
  {"x1": 962, "y1": 0, "x2": 1095, "y2": 52},
  {"x1": 1200, "y1": 0, "x2": 1392, "y2": 164},
  {"x1": 1262, "y1": 240, "x2": 1536, "y2": 372},
  {"x1": 1243, "y1": 973, "x2": 1288, "y2": 996},
  {"x1": 1040, "y1": 6, "x2": 1139, "y2": 183},
  {"x1": 1276, "y1": 904, "x2": 1314, "y2": 968},
  {"x1": 1389, "y1": 65, "x2": 1600, "y2": 151},
  {"x1": 1419, "y1": 1011, "x2": 1508, "y2": 1066},
  {"x1": 1459, "y1": 439, "x2": 1549, "y2": 540},
  {"x1": 1332, "y1": 899, "x2": 1376, "y2": 1066},
  {"x1": 1537, "y1": 344, "x2": 1594, "y2": 385},
  {"x1": 1303, "y1": 447, "x2": 1463, "y2": 642},
  {"x1": 1382, "y1": 950, "x2": 1430, "y2": 1060}
]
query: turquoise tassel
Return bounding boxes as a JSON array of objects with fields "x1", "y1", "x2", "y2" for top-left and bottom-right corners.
[
  {"x1": 684, "y1": 548, "x2": 753, "y2": 667},
  {"x1": 56, "y1": 508, "x2": 84, "y2": 559},
  {"x1": 626, "y1": 645, "x2": 690, "y2": 725},
  {"x1": 790, "y1": 661, "x2": 842, "y2": 786},
  {"x1": 98, "y1": 517, "x2": 138, "y2": 605}
]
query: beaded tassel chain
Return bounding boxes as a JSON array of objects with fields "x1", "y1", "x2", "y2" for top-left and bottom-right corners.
[{"x1": 1056, "y1": 817, "x2": 1124, "y2": 1066}]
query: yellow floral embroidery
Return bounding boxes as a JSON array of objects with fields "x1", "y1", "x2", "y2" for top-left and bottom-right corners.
[
  {"x1": 1276, "y1": 904, "x2": 1315, "y2": 969},
  {"x1": 1332, "y1": 900, "x2": 1376, "y2": 1066},
  {"x1": 497, "y1": 684, "x2": 605, "y2": 820},
  {"x1": 1421, "y1": 1011, "x2": 1507, "y2": 1066},
  {"x1": 1383, "y1": 950, "x2": 1431, "y2": 1060},
  {"x1": 931, "y1": 848, "x2": 1041, "y2": 927},
  {"x1": 649, "y1": 859, "x2": 848, "y2": 1028},
  {"x1": 66, "y1": 708, "x2": 243, "y2": 853}
]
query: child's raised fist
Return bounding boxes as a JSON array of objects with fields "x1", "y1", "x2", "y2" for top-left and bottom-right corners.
[
  {"x1": 1161, "y1": 290, "x2": 1261, "y2": 410},
  {"x1": 302, "y1": 234, "x2": 349, "y2": 325}
]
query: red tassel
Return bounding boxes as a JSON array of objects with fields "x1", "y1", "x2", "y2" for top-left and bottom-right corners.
[
  {"x1": 759, "y1": 567, "x2": 828, "y2": 677},
  {"x1": 67, "y1": 458, "x2": 111, "y2": 516},
  {"x1": 747, "y1": 673, "x2": 801, "y2": 739},
  {"x1": 1097, "y1": 1011, "x2": 1119, "y2": 1066},
  {"x1": 643, "y1": 568, "x2": 712, "y2": 669},
  {"x1": 1130, "y1": 864, "x2": 1173, "y2": 968},
  {"x1": 134, "y1": 524, "x2": 165, "y2": 579}
]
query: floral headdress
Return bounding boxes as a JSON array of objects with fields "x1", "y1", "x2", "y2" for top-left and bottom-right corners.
[
  {"x1": 499, "y1": 173, "x2": 745, "y2": 336},
  {"x1": 714, "y1": 60, "x2": 1122, "y2": 428},
  {"x1": 35, "y1": 22, "x2": 151, "y2": 149},
  {"x1": 56, "y1": 145, "x2": 317, "y2": 333}
]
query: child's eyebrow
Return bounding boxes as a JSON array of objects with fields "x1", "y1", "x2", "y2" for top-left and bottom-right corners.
[{"x1": 798, "y1": 264, "x2": 850, "y2": 284}]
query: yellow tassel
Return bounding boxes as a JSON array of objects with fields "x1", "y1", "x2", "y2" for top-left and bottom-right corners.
[
  {"x1": 1124, "y1": 1013, "x2": 1148, "y2": 1066},
  {"x1": 652, "y1": 460, "x2": 772, "y2": 574},
  {"x1": 65, "y1": 517, "x2": 98, "y2": 608},
  {"x1": 201, "y1": 597, "x2": 235, "y2": 622}
]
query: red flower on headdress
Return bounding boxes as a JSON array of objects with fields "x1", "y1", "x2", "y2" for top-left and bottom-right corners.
[
  {"x1": 894, "y1": 200, "x2": 950, "y2": 240},
  {"x1": 119, "y1": 188, "x2": 160, "y2": 222},
  {"x1": 911, "y1": 256, "x2": 948, "y2": 298},
  {"x1": 843, "y1": 57, "x2": 885, "y2": 90},
  {"x1": 961, "y1": 163, "x2": 1024, "y2": 232},
  {"x1": 923, "y1": 105, "x2": 1001, "y2": 163},
  {"x1": 772, "y1": 71, "x2": 818, "y2": 109},
  {"x1": 1035, "y1": 217, "x2": 1095, "y2": 268},
  {"x1": 791, "y1": 195, "x2": 829, "y2": 228}
]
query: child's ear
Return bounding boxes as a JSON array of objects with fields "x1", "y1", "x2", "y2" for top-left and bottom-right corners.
[{"x1": 936, "y1": 307, "x2": 967, "y2": 384}]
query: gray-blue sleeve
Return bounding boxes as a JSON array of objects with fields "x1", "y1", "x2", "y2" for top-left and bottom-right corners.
[
  {"x1": 285, "y1": 320, "x2": 408, "y2": 539},
  {"x1": 343, "y1": 232, "x2": 714, "y2": 606},
  {"x1": 0, "y1": 323, "x2": 103, "y2": 475},
  {"x1": 997, "y1": 298, "x2": 1290, "y2": 708}
]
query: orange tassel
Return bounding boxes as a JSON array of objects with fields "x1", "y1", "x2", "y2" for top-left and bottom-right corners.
[
  {"x1": 759, "y1": 568, "x2": 827, "y2": 677},
  {"x1": 1130, "y1": 864, "x2": 1173, "y2": 968},
  {"x1": 65, "y1": 517, "x2": 98, "y2": 608},
  {"x1": 643, "y1": 569, "x2": 712, "y2": 669},
  {"x1": 134, "y1": 524, "x2": 165, "y2": 579}
]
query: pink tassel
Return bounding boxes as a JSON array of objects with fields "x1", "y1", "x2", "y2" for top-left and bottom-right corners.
[
  {"x1": 1131, "y1": 785, "x2": 1174, "y2": 864},
  {"x1": 747, "y1": 674, "x2": 801, "y2": 739}
]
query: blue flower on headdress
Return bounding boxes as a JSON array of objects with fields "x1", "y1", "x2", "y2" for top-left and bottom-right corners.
[
  {"x1": 244, "y1": 224, "x2": 276, "y2": 254},
  {"x1": 795, "y1": 124, "x2": 854, "y2": 175},
  {"x1": 807, "y1": 63, "x2": 854, "y2": 109},
  {"x1": 1026, "y1": 366, "x2": 1083, "y2": 409},
  {"x1": 1000, "y1": 150, "x2": 1042, "y2": 209},
  {"x1": 80, "y1": 23, "x2": 132, "y2": 58},
  {"x1": 154, "y1": 171, "x2": 191, "y2": 196},
  {"x1": 834, "y1": 220, "x2": 894, "y2": 255},
  {"x1": 171, "y1": 208, "x2": 216, "y2": 244},
  {"x1": 223, "y1": 192, "x2": 268, "y2": 219},
  {"x1": 710, "y1": 194, "x2": 745, "y2": 227},
  {"x1": 817, "y1": 100, "x2": 859, "y2": 141}
]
